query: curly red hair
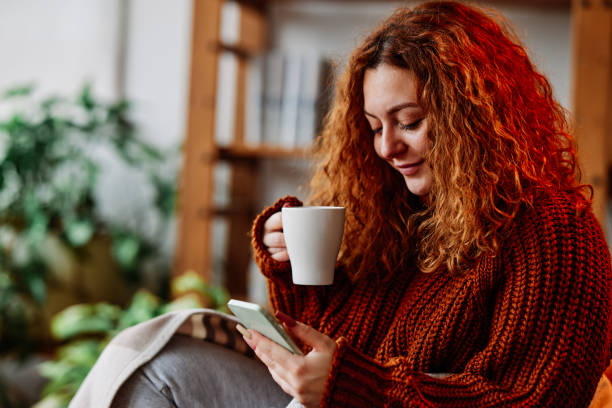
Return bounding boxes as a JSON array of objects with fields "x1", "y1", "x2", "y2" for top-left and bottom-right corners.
[{"x1": 308, "y1": 1, "x2": 589, "y2": 280}]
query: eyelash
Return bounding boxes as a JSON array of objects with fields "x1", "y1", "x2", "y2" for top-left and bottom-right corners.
[
  {"x1": 371, "y1": 118, "x2": 423, "y2": 135},
  {"x1": 399, "y1": 118, "x2": 424, "y2": 131}
]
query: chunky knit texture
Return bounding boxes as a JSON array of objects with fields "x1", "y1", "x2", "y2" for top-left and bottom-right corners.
[{"x1": 251, "y1": 191, "x2": 612, "y2": 407}]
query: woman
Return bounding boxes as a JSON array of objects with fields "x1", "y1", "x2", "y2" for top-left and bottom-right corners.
[
  {"x1": 102, "y1": 2, "x2": 610, "y2": 408},
  {"x1": 244, "y1": 1, "x2": 612, "y2": 407}
]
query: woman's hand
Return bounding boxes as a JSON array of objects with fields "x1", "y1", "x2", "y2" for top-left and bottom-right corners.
[
  {"x1": 263, "y1": 209, "x2": 289, "y2": 262},
  {"x1": 240, "y1": 311, "x2": 337, "y2": 408}
]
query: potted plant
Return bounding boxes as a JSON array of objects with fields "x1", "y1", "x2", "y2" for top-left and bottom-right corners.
[
  {"x1": 34, "y1": 272, "x2": 229, "y2": 408},
  {"x1": 0, "y1": 84, "x2": 178, "y2": 405}
]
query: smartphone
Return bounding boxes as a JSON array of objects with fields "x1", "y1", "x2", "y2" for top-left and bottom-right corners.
[{"x1": 227, "y1": 299, "x2": 303, "y2": 355}]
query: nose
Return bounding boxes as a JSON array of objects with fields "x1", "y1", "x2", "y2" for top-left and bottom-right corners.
[{"x1": 379, "y1": 127, "x2": 406, "y2": 160}]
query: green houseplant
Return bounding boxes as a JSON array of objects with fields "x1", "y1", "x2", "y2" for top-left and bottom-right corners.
[
  {"x1": 0, "y1": 84, "x2": 177, "y2": 355},
  {"x1": 34, "y1": 272, "x2": 229, "y2": 408}
]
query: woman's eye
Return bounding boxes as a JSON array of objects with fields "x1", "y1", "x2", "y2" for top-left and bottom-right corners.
[
  {"x1": 371, "y1": 126, "x2": 382, "y2": 135},
  {"x1": 399, "y1": 118, "x2": 423, "y2": 131}
]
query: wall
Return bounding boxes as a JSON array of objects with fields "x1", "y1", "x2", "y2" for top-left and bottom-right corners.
[
  {"x1": 108, "y1": 0, "x2": 192, "y2": 258},
  {"x1": 0, "y1": 0, "x2": 192, "y2": 258},
  {"x1": 123, "y1": 0, "x2": 193, "y2": 150},
  {"x1": 0, "y1": 0, "x2": 121, "y2": 100}
]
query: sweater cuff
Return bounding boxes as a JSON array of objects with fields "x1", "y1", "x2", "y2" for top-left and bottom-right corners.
[
  {"x1": 250, "y1": 196, "x2": 303, "y2": 282},
  {"x1": 321, "y1": 337, "x2": 419, "y2": 407}
]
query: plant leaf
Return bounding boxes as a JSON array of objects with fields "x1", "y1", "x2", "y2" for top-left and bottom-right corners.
[
  {"x1": 2, "y1": 84, "x2": 34, "y2": 99},
  {"x1": 162, "y1": 293, "x2": 206, "y2": 314},
  {"x1": 50, "y1": 303, "x2": 121, "y2": 341},
  {"x1": 111, "y1": 235, "x2": 140, "y2": 269},
  {"x1": 27, "y1": 273, "x2": 46, "y2": 304},
  {"x1": 64, "y1": 219, "x2": 94, "y2": 247},
  {"x1": 116, "y1": 289, "x2": 161, "y2": 331},
  {"x1": 171, "y1": 271, "x2": 219, "y2": 306},
  {"x1": 78, "y1": 84, "x2": 95, "y2": 111}
]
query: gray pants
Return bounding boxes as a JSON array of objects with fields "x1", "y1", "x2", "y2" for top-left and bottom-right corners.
[{"x1": 112, "y1": 334, "x2": 293, "y2": 408}]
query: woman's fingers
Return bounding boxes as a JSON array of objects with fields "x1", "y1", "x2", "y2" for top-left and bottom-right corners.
[
  {"x1": 263, "y1": 211, "x2": 289, "y2": 261},
  {"x1": 268, "y1": 247, "x2": 289, "y2": 262},
  {"x1": 263, "y1": 231, "x2": 286, "y2": 248},
  {"x1": 242, "y1": 329, "x2": 300, "y2": 399},
  {"x1": 271, "y1": 250, "x2": 289, "y2": 262},
  {"x1": 263, "y1": 211, "x2": 283, "y2": 232},
  {"x1": 244, "y1": 329, "x2": 295, "y2": 371},
  {"x1": 241, "y1": 326, "x2": 333, "y2": 408},
  {"x1": 277, "y1": 313, "x2": 336, "y2": 352}
]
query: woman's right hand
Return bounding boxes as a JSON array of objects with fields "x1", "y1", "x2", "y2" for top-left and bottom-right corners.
[{"x1": 263, "y1": 211, "x2": 289, "y2": 262}]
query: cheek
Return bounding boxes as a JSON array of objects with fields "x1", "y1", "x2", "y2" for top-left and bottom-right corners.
[
  {"x1": 417, "y1": 125, "x2": 432, "y2": 155},
  {"x1": 416, "y1": 138, "x2": 430, "y2": 157}
]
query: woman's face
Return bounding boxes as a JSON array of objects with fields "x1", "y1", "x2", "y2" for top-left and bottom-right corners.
[{"x1": 363, "y1": 64, "x2": 433, "y2": 198}]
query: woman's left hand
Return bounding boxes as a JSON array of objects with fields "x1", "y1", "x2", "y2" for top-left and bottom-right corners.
[{"x1": 241, "y1": 312, "x2": 337, "y2": 408}]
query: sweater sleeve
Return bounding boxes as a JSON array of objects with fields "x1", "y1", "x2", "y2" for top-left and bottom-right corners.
[
  {"x1": 251, "y1": 195, "x2": 302, "y2": 287},
  {"x1": 251, "y1": 196, "x2": 349, "y2": 324},
  {"x1": 320, "y1": 201, "x2": 612, "y2": 407}
]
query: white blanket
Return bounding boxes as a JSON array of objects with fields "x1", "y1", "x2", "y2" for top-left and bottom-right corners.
[{"x1": 70, "y1": 308, "x2": 260, "y2": 408}]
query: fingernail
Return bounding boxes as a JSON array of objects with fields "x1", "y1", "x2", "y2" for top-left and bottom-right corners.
[
  {"x1": 236, "y1": 324, "x2": 252, "y2": 340},
  {"x1": 275, "y1": 310, "x2": 297, "y2": 328}
]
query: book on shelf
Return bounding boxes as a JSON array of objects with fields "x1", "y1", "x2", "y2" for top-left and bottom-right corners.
[
  {"x1": 279, "y1": 52, "x2": 302, "y2": 148},
  {"x1": 297, "y1": 52, "x2": 333, "y2": 148},
  {"x1": 213, "y1": 162, "x2": 232, "y2": 208},
  {"x1": 261, "y1": 51, "x2": 285, "y2": 147},
  {"x1": 217, "y1": 0, "x2": 267, "y2": 148},
  {"x1": 245, "y1": 50, "x2": 333, "y2": 150},
  {"x1": 244, "y1": 54, "x2": 264, "y2": 146}
]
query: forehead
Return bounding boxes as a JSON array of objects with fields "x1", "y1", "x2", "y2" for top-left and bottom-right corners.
[{"x1": 363, "y1": 64, "x2": 419, "y2": 113}]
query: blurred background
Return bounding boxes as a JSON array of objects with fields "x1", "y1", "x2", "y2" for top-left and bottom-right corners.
[{"x1": 0, "y1": 0, "x2": 609, "y2": 406}]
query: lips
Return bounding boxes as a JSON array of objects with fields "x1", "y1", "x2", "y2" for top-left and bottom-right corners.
[{"x1": 396, "y1": 160, "x2": 424, "y2": 176}]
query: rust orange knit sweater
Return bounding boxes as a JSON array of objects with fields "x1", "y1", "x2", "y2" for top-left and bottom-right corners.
[{"x1": 251, "y1": 191, "x2": 612, "y2": 407}]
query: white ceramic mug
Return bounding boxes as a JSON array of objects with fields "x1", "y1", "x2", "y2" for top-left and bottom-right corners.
[{"x1": 281, "y1": 206, "x2": 345, "y2": 285}]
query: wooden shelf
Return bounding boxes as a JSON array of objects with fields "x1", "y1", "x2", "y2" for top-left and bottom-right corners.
[
  {"x1": 217, "y1": 145, "x2": 310, "y2": 160},
  {"x1": 198, "y1": 205, "x2": 254, "y2": 217},
  {"x1": 199, "y1": 145, "x2": 310, "y2": 163}
]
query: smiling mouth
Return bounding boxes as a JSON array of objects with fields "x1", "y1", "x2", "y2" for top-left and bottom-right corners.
[{"x1": 396, "y1": 160, "x2": 424, "y2": 175}]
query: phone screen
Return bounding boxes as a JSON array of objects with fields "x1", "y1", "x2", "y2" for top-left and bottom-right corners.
[{"x1": 227, "y1": 299, "x2": 303, "y2": 355}]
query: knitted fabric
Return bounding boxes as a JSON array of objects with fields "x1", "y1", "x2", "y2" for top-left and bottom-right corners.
[{"x1": 251, "y1": 191, "x2": 612, "y2": 407}]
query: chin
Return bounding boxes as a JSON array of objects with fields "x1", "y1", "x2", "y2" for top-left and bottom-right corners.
[{"x1": 404, "y1": 178, "x2": 431, "y2": 197}]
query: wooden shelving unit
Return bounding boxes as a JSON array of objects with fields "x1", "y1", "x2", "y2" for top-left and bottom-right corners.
[
  {"x1": 571, "y1": 0, "x2": 612, "y2": 228},
  {"x1": 174, "y1": 0, "x2": 310, "y2": 298},
  {"x1": 174, "y1": 0, "x2": 611, "y2": 299},
  {"x1": 173, "y1": 0, "x2": 222, "y2": 293}
]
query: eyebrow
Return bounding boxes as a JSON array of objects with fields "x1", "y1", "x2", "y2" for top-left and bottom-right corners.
[{"x1": 363, "y1": 102, "x2": 420, "y2": 118}]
